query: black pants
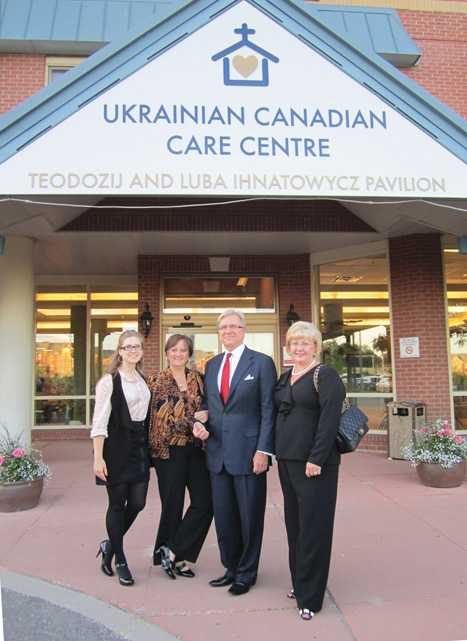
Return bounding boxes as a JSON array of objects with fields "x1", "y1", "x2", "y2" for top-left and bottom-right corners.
[
  {"x1": 153, "y1": 444, "x2": 213, "y2": 564},
  {"x1": 278, "y1": 460, "x2": 339, "y2": 612},
  {"x1": 210, "y1": 466, "x2": 267, "y2": 585}
]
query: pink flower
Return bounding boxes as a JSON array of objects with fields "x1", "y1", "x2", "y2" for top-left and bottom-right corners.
[
  {"x1": 12, "y1": 449, "x2": 26, "y2": 457},
  {"x1": 421, "y1": 428, "x2": 426, "y2": 432},
  {"x1": 437, "y1": 431, "x2": 443, "y2": 437},
  {"x1": 0, "y1": 455, "x2": 4, "y2": 466},
  {"x1": 444, "y1": 429, "x2": 452, "y2": 436},
  {"x1": 455, "y1": 435, "x2": 463, "y2": 443}
]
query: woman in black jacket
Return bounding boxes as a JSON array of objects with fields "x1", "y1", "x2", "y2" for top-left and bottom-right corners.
[
  {"x1": 91, "y1": 330, "x2": 151, "y2": 586},
  {"x1": 274, "y1": 321, "x2": 345, "y2": 621}
]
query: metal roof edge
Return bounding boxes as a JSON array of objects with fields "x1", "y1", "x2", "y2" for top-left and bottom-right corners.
[{"x1": 0, "y1": 0, "x2": 465, "y2": 167}]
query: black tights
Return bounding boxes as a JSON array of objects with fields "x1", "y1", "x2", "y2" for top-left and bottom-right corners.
[{"x1": 105, "y1": 481, "x2": 148, "y2": 564}]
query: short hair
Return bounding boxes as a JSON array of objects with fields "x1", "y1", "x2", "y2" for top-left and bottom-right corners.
[
  {"x1": 164, "y1": 334, "x2": 194, "y2": 357},
  {"x1": 285, "y1": 321, "x2": 322, "y2": 356},
  {"x1": 216, "y1": 308, "x2": 246, "y2": 329}
]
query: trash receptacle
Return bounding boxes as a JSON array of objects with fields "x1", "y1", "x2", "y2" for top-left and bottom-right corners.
[{"x1": 387, "y1": 401, "x2": 426, "y2": 459}]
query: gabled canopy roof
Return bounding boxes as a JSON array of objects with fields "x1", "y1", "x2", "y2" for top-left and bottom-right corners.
[
  {"x1": 0, "y1": 0, "x2": 464, "y2": 168},
  {"x1": 0, "y1": 0, "x2": 420, "y2": 66}
]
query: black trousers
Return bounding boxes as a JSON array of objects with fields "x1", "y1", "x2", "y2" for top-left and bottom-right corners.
[
  {"x1": 210, "y1": 467, "x2": 267, "y2": 585},
  {"x1": 278, "y1": 460, "x2": 339, "y2": 612},
  {"x1": 153, "y1": 443, "x2": 213, "y2": 564}
]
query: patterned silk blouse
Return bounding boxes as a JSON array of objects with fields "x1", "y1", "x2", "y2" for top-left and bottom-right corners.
[{"x1": 148, "y1": 367, "x2": 205, "y2": 459}]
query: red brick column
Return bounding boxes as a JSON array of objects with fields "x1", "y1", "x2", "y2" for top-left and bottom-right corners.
[{"x1": 388, "y1": 234, "x2": 451, "y2": 422}]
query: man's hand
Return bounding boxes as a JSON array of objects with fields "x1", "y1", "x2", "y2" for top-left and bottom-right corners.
[
  {"x1": 253, "y1": 451, "x2": 268, "y2": 474},
  {"x1": 193, "y1": 421, "x2": 209, "y2": 440}
]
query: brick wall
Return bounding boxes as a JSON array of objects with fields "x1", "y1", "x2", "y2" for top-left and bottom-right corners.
[
  {"x1": 388, "y1": 234, "x2": 451, "y2": 423},
  {"x1": 0, "y1": 53, "x2": 45, "y2": 115},
  {"x1": 397, "y1": 10, "x2": 467, "y2": 119}
]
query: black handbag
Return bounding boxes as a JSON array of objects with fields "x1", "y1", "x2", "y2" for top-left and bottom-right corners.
[{"x1": 313, "y1": 365, "x2": 369, "y2": 454}]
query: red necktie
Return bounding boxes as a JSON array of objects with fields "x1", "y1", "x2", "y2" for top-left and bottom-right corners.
[{"x1": 220, "y1": 353, "x2": 232, "y2": 404}]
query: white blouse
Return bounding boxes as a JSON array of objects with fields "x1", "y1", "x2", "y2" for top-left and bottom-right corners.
[{"x1": 90, "y1": 371, "x2": 151, "y2": 439}]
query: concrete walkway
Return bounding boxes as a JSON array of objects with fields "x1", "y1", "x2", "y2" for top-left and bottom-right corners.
[{"x1": 1, "y1": 440, "x2": 466, "y2": 641}]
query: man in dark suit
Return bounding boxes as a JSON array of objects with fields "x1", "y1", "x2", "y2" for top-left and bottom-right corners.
[{"x1": 193, "y1": 308, "x2": 277, "y2": 595}]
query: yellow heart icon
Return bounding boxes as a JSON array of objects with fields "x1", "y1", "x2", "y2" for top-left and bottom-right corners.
[{"x1": 233, "y1": 55, "x2": 259, "y2": 78}]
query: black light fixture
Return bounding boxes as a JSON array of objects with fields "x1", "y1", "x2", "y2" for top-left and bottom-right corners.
[
  {"x1": 286, "y1": 303, "x2": 300, "y2": 327},
  {"x1": 139, "y1": 303, "x2": 154, "y2": 339},
  {"x1": 0, "y1": 236, "x2": 5, "y2": 255}
]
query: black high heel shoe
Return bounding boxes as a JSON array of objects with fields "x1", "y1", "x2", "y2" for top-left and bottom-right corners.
[
  {"x1": 96, "y1": 540, "x2": 113, "y2": 577},
  {"x1": 116, "y1": 563, "x2": 134, "y2": 586},
  {"x1": 175, "y1": 562, "x2": 195, "y2": 578},
  {"x1": 157, "y1": 545, "x2": 176, "y2": 580}
]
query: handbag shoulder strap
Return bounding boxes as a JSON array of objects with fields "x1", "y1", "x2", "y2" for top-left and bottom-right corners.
[
  {"x1": 312, "y1": 364, "x2": 324, "y2": 392},
  {"x1": 313, "y1": 364, "x2": 349, "y2": 413}
]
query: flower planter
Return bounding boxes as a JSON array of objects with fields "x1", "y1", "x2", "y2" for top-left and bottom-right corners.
[
  {"x1": 416, "y1": 461, "x2": 466, "y2": 488},
  {"x1": 0, "y1": 476, "x2": 45, "y2": 512}
]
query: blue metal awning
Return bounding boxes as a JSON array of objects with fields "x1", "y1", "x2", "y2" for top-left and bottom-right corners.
[{"x1": 0, "y1": 0, "x2": 420, "y2": 66}]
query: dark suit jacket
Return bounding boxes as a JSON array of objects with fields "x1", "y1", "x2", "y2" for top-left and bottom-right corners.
[{"x1": 203, "y1": 346, "x2": 277, "y2": 475}]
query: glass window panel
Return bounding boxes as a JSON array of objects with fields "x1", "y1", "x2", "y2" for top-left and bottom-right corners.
[
  {"x1": 346, "y1": 397, "x2": 391, "y2": 431},
  {"x1": 244, "y1": 333, "x2": 275, "y2": 360},
  {"x1": 90, "y1": 286, "x2": 138, "y2": 394},
  {"x1": 164, "y1": 333, "x2": 219, "y2": 373},
  {"x1": 163, "y1": 276, "x2": 275, "y2": 313},
  {"x1": 36, "y1": 288, "x2": 87, "y2": 396},
  {"x1": 34, "y1": 399, "x2": 86, "y2": 426},
  {"x1": 319, "y1": 255, "x2": 392, "y2": 395}
]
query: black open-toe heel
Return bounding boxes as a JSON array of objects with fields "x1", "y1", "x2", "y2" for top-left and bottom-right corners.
[
  {"x1": 157, "y1": 545, "x2": 176, "y2": 580},
  {"x1": 96, "y1": 540, "x2": 114, "y2": 577},
  {"x1": 175, "y1": 562, "x2": 195, "y2": 578},
  {"x1": 116, "y1": 563, "x2": 134, "y2": 586}
]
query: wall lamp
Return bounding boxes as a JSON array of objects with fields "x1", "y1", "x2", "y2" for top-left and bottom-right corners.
[
  {"x1": 0, "y1": 236, "x2": 5, "y2": 255},
  {"x1": 139, "y1": 303, "x2": 154, "y2": 339},
  {"x1": 286, "y1": 303, "x2": 300, "y2": 327}
]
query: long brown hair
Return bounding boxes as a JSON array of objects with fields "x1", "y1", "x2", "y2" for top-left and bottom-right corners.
[{"x1": 105, "y1": 330, "x2": 145, "y2": 377}]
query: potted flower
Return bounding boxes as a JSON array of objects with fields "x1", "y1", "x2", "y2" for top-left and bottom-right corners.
[
  {"x1": 0, "y1": 422, "x2": 51, "y2": 512},
  {"x1": 401, "y1": 419, "x2": 467, "y2": 488}
]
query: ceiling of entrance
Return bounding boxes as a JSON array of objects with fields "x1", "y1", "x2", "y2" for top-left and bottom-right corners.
[{"x1": 1, "y1": 195, "x2": 466, "y2": 275}]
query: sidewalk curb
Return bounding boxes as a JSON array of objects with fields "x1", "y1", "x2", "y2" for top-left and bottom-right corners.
[{"x1": 0, "y1": 569, "x2": 177, "y2": 641}]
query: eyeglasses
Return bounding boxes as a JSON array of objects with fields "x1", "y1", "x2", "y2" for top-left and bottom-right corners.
[
  {"x1": 217, "y1": 325, "x2": 245, "y2": 332},
  {"x1": 290, "y1": 341, "x2": 314, "y2": 348},
  {"x1": 121, "y1": 345, "x2": 143, "y2": 352}
]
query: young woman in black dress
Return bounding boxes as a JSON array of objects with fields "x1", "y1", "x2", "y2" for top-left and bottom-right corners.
[{"x1": 92, "y1": 330, "x2": 151, "y2": 586}]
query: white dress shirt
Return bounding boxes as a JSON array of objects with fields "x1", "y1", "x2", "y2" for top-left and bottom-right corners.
[{"x1": 216, "y1": 343, "x2": 246, "y2": 391}]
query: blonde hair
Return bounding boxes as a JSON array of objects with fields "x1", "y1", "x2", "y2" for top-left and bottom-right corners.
[
  {"x1": 105, "y1": 330, "x2": 145, "y2": 377},
  {"x1": 285, "y1": 321, "x2": 322, "y2": 356}
]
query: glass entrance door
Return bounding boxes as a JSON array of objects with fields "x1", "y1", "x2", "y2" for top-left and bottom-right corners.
[{"x1": 163, "y1": 325, "x2": 277, "y2": 372}]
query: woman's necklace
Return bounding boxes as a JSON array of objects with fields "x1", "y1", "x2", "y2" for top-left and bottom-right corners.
[
  {"x1": 291, "y1": 359, "x2": 317, "y2": 376},
  {"x1": 171, "y1": 369, "x2": 186, "y2": 389}
]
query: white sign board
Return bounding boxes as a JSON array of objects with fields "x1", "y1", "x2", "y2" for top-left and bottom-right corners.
[
  {"x1": 0, "y1": 1, "x2": 466, "y2": 196},
  {"x1": 283, "y1": 346, "x2": 294, "y2": 367},
  {"x1": 399, "y1": 337, "x2": 420, "y2": 358}
]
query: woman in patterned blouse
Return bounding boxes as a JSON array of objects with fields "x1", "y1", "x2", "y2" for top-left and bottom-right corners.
[{"x1": 148, "y1": 334, "x2": 213, "y2": 579}]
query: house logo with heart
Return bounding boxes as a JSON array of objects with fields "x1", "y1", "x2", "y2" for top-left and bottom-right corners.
[{"x1": 212, "y1": 23, "x2": 279, "y2": 87}]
